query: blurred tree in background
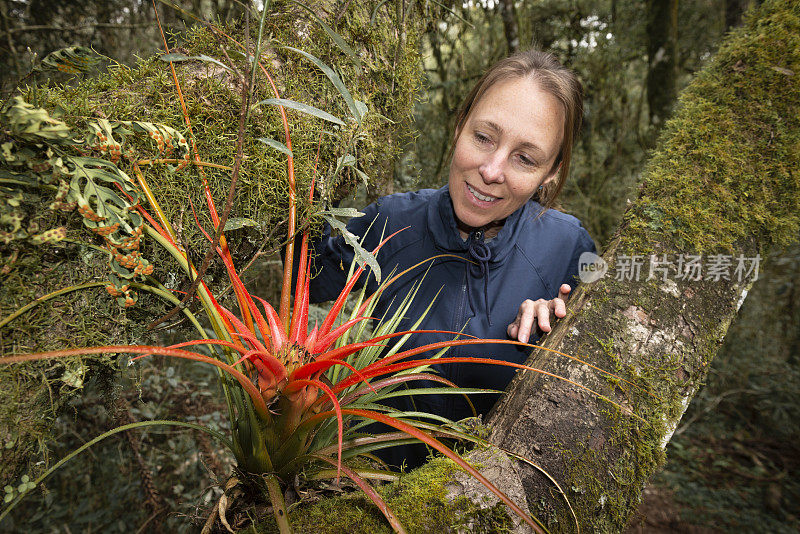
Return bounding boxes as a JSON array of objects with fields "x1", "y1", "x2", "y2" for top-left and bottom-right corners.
[
  {"x1": 0, "y1": 0, "x2": 245, "y2": 88},
  {"x1": 2, "y1": 0, "x2": 797, "y2": 531}
]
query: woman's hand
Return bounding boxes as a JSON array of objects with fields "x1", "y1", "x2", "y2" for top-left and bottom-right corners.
[{"x1": 507, "y1": 284, "x2": 571, "y2": 343}]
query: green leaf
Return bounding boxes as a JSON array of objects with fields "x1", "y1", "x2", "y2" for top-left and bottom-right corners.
[
  {"x1": 224, "y1": 217, "x2": 260, "y2": 231},
  {"x1": 0, "y1": 168, "x2": 38, "y2": 187},
  {"x1": 159, "y1": 53, "x2": 232, "y2": 72},
  {"x1": 3, "y1": 97, "x2": 72, "y2": 143},
  {"x1": 323, "y1": 207, "x2": 364, "y2": 219},
  {"x1": 354, "y1": 100, "x2": 368, "y2": 119},
  {"x1": 226, "y1": 49, "x2": 251, "y2": 63},
  {"x1": 376, "y1": 387, "x2": 502, "y2": 401},
  {"x1": 323, "y1": 214, "x2": 381, "y2": 283},
  {"x1": 336, "y1": 154, "x2": 370, "y2": 186},
  {"x1": 159, "y1": 53, "x2": 191, "y2": 62},
  {"x1": 337, "y1": 154, "x2": 356, "y2": 168},
  {"x1": 60, "y1": 364, "x2": 85, "y2": 388},
  {"x1": 36, "y1": 46, "x2": 100, "y2": 74},
  {"x1": 291, "y1": 1, "x2": 361, "y2": 68},
  {"x1": 255, "y1": 98, "x2": 344, "y2": 126},
  {"x1": 194, "y1": 54, "x2": 233, "y2": 72},
  {"x1": 283, "y1": 46, "x2": 361, "y2": 123},
  {"x1": 257, "y1": 137, "x2": 293, "y2": 157},
  {"x1": 123, "y1": 120, "x2": 190, "y2": 159},
  {"x1": 354, "y1": 168, "x2": 371, "y2": 187}
]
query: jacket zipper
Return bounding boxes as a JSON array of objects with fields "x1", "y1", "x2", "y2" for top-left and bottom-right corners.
[
  {"x1": 445, "y1": 261, "x2": 469, "y2": 415},
  {"x1": 448, "y1": 230, "x2": 482, "y2": 414}
]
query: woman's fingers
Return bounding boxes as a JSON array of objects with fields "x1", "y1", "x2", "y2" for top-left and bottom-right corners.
[
  {"x1": 558, "y1": 284, "x2": 572, "y2": 301},
  {"x1": 536, "y1": 299, "x2": 552, "y2": 333},
  {"x1": 506, "y1": 314, "x2": 518, "y2": 339},
  {"x1": 508, "y1": 286, "x2": 573, "y2": 343},
  {"x1": 547, "y1": 284, "x2": 571, "y2": 323},
  {"x1": 507, "y1": 304, "x2": 523, "y2": 339},
  {"x1": 508, "y1": 299, "x2": 543, "y2": 343},
  {"x1": 516, "y1": 299, "x2": 539, "y2": 343}
]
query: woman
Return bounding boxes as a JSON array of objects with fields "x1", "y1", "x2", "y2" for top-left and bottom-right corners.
[{"x1": 307, "y1": 49, "x2": 596, "y2": 468}]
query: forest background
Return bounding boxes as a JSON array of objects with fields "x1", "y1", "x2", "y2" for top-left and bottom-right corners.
[{"x1": 0, "y1": 0, "x2": 798, "y2": 532}]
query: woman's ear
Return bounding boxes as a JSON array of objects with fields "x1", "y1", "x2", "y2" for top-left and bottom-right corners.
[{"x1": 543, "y1": 162, "x2": 562, "y2": 185}]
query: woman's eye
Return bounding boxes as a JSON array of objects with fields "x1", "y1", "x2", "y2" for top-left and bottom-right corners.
[
  {"x1": 516, "y1": 154, "x2": 537, "y2": 167},
  {"x1": 473, "y1": 132, "x2": 491, "y2": 144}
]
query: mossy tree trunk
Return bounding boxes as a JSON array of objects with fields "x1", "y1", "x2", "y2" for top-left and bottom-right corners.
[
  {"x1": 489, "y1": 0, "x2": 799, "y2": 531},
  {"x1": 280, "y1": 1, "x2": 799, "y2": 532}
]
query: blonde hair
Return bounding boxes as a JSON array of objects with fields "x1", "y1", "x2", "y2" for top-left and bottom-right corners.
[{"x1": 451, "y1": 49, "x2": 583, "y2": 210}]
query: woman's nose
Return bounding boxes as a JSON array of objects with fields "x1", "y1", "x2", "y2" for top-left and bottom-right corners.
[{"x1": 479, "y1": 151, "x2": 505, "y2": 183}]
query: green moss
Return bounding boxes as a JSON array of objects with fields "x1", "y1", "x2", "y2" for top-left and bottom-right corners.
[
  {"x1": 13, "y1": 1, "x2": 420, "y2": 305},
  {"x1": 621, "y1": 0, "x2": 800, "y2": 256},
  {"x1": 379, "y1": 456, "x2": 510, "y2": 533},
  {"x1": 0, "y1": 227, "x2": 154, "y2": 487},
  {"x1": 253, "y1": 456, "x2": 515, "y2": 533}
]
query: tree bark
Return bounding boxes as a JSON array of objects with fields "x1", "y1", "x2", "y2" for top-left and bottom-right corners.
[
  {"x1": 488, "y1": 0, "x2": 799, "y2": 530},
  {"x1": 276, "y1": 0, "x2": 800, "y2": 531}
]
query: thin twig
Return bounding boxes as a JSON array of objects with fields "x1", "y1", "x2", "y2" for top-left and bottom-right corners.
[
  {"x1": 674, "y1": 388, "x2": 757, "y2": 436},
  {"x1": 1, "y1": 22, "x2": 151, "y2": 34},
  {"x1": 215, "y1": 216, "x2": 290, "y2": 299}
]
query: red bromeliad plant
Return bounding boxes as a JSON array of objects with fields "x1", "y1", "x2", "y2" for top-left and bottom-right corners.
[{"x1": 0, "y1": 5, "x2": 652, "y2": 533}]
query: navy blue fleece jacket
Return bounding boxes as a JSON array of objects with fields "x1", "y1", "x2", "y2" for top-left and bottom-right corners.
[{"x1": 308, "y1": 185, "x2": 595, "y2": 424}]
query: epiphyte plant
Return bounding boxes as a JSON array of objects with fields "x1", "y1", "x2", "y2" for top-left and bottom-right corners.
[{"x1": 0, "y1": 3, "x2": 650, "y2": 533}]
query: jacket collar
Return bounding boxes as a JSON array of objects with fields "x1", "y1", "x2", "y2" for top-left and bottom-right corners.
[{"x1": 426, "y1": 185, "x2": 543, "y2": 264}]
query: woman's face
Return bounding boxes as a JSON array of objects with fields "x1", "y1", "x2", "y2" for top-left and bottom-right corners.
[{"x1": 448, "y1": 76, "x2": 564, "y2": 232}]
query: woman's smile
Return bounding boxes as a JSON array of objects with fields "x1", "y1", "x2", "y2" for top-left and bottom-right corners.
[{"x1": 466, "y1": 182, "x2": 500, "y2": 203}]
